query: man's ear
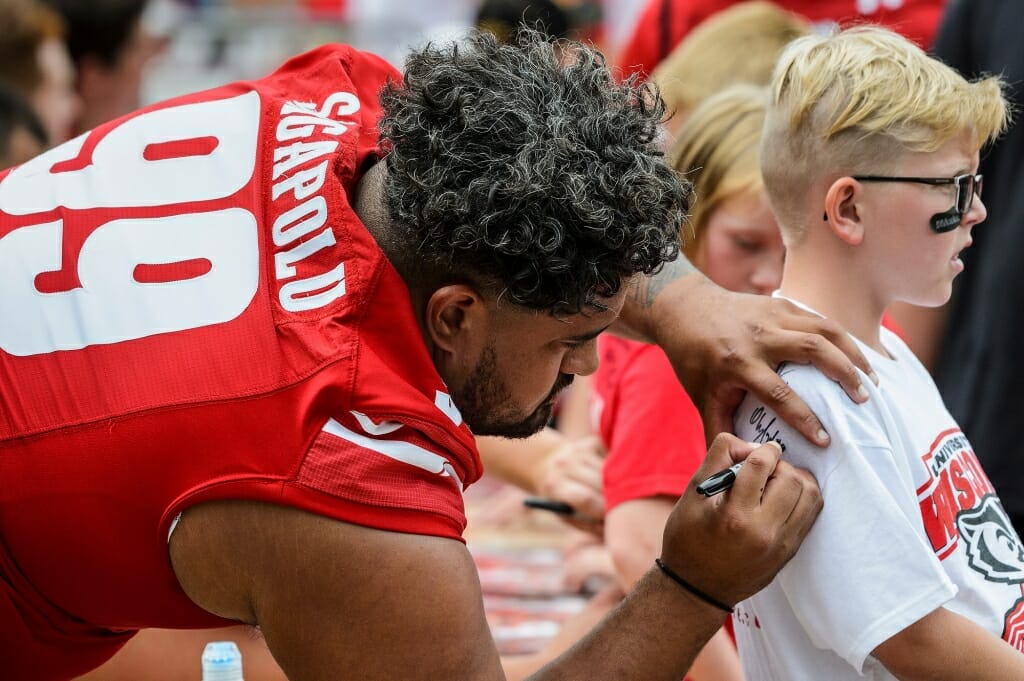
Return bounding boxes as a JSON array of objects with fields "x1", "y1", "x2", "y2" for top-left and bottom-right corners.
[
  {"x1": 424, "y1": 284, "x2": 489, "y2": 357},
  {"x1": 823, "y1": 177, "x2": 865, "y2": 246}
]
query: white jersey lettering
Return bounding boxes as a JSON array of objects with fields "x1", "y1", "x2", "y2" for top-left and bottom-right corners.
[{"x1": 269, "y1": 90, "x2": 362, "y2": 314}]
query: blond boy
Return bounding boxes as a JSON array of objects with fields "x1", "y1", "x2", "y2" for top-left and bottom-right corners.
[{"x1": 733, "y1": 26, "x2": 1024, "y2": 680}]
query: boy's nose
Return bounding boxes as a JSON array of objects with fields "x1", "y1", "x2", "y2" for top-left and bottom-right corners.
[{"x1": 963, "y1": 194, "x2": 988, "y2": 228}]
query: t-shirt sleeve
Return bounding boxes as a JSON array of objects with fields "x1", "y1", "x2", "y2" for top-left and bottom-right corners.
[
  {"x1": 602, "y1": 345, "x2": 706, "y2": 512},
  {"x1": 733, "y1": 366, "x2": 956, "y2": 672}
]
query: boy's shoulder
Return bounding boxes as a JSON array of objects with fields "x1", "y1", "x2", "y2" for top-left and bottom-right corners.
[
  {"x1": 735, "y1": 360, "x2": 849, "y2": 441},
  {"x1": 733, "y1": 358, "x2": 894, "y2": 468}
]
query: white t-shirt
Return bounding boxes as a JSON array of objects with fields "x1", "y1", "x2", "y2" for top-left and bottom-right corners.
[{"x1": 732, "y1": 301, "x2": 1024, "y2": 681}]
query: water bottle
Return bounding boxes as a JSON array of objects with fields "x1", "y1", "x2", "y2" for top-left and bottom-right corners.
[{"x1": 201, "y1": 641, "x2": 244, "y2": 681}]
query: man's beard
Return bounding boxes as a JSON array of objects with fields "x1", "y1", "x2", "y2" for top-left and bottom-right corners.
[{"x1": 453, "y1": 343, "x2": 574, "y2": 439}]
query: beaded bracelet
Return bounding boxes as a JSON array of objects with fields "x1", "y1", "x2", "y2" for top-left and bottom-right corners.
[{"x1": 654, "y1": 558, "x2": 735, "y2": 614}]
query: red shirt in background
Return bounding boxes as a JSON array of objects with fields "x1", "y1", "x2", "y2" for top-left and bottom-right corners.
[{"x1": 617, "y1": 0, "x2": 946, "y2": 79}]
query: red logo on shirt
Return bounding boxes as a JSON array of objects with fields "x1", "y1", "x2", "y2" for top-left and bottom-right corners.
[
  {"x1": 917, "y1": 429, "x2": 995, "y2": 559},
  {"x1": 917, "y1": 428, "x2": 1024, "y2": 651},
  {"x1": 1005, "y1": 594, "x2": 1024, "y2": 651}
]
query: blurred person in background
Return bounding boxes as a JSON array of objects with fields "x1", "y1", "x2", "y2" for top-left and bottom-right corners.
[
  {"x1": 667, "y1": 86, "x2": 783, "y2": 298},
  {"x1": 43, "y1": 0, "x2": 162, "y2": 135},
  {"x1": 649, "y1": 1, "x2": 809, "y2": 137},
  {"x1": 0, "y1": 85, "x2": 49, "y2": 169},
  {"x1": 616, "y1": 0, "x2": 947, "y2": 81},
  {"x1": 0, "y1": 0, "x2": 81, "y2": 145}
]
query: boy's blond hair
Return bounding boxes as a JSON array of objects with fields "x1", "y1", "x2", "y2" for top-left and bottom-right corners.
[
  {"x1": 761, "y1": 25, "x2": 1009, "y2": 243},
  {"x1": 652, "y1": 1, "x2": 809, "y2": 123},
  {"x1": 667, "y1": 84, "x2": 769, "y2": 262}
]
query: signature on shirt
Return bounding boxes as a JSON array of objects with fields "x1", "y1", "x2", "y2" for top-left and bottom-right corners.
[{"x1": 748, "y1": 406, "x2": 787, "y2": 452}]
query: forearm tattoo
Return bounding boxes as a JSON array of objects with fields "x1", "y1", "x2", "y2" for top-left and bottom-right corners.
[{"x1": 628, "y1": 256, "x2": 697, "y2": 310}]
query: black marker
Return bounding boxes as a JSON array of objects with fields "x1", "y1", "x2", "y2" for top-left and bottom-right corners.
[
  {"x1": 696, "y1": 462, "x2": 744, "y2": 497},
  {"x1": 523, "y1": 497, "x2": 576, "y2": 515}
]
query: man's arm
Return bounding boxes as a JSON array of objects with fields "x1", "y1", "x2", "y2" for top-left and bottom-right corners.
[
  {"x1": 605, "y1": 498, "x2": 744, "y2": 681},
  {"x1": 170, "y1": 501, "x2": 506, "y2": 681},
  {"x1": 169, "y1": 437, "x2": 819, "y2": 681},
  {"x1": 873, "y1": 606, "x2": 1024, "y2": 680},
  {"x1": 617, "y1": 258, "x2": 874, "y2": 446}
]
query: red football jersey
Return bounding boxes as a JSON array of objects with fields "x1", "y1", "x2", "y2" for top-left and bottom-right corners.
[
  {"x1": 617, "y1": 0, "x2": 945, "y2": 80},
  {"x1": 0, "y1": 44, "x2": 482, "y2": 678}
]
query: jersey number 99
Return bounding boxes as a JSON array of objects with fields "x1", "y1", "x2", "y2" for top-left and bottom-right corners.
[{"x1": 0, "y1": 92, "x2": 262, "y2": 357}]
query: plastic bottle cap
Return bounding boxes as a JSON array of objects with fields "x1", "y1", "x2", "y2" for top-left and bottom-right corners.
[{"x1": 202, "y1": 641, "x2": 244, "y2": 681}]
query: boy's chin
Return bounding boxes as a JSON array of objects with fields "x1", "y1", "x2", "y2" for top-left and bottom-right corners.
[{"x1": 906, "y1": 289, "x2": 954, "y2": 309}]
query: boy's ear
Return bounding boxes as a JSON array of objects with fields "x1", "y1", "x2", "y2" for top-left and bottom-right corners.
[{"x1": 823, "y1": 177, "x2": 864, "y2": 246}]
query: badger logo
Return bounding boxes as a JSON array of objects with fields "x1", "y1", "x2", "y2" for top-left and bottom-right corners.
[{"x1": 957, "y1": 495, "x2": 1024, "y2": 584}]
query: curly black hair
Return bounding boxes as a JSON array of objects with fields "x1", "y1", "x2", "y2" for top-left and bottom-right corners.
[{"x1": 379, "y1": 29, "x2": 688, "y2": 315}]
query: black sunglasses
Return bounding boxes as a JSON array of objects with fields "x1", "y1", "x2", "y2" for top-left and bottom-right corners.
[{"x1": 853, "y1": 174, "x2": 983, "y2": 229}]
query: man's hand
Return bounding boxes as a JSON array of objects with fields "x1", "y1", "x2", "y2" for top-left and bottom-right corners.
[
  {"x1": 659, "y1": 434, "x2": 823, "y2": 608},
  {"x1": 618, "y1": 263, "x2": 875, "y2": 446}
]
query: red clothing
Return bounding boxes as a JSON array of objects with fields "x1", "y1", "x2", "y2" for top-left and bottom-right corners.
[
  {"x1": 617, "y1": 0, "x2": 946, "y2": 79},
  {"x1": 594, "y1": 336, "x2": 706, "y2": 512},
  {"x1": 0, "y1": 44, "x2": 481, "y2": 678}
]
